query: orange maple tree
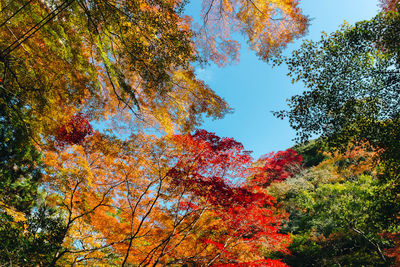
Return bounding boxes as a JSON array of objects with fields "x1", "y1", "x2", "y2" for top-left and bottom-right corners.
[
  {"x1": 196, "y1": 0, "x2": 308, "y2": 65},
  {"x1": 43, "y1": 130, "x2": 290, "y2": 265},
  {"x1": 0, "y1": 0, "x2": 309, "y2": 140}
]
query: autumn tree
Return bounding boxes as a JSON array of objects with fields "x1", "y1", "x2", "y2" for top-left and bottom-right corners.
[
  {"x1": 195, "y1": 0, "x2": 309, "y2": 65},
  {"x1": 40, "y1": 130, "x2": 292, "y2": 265},
  {"x1": 0, "y1": 0, "x2": 308, "y2": 139},
  {"x1": 164, "y1": 130, "x2": 291, "y2": 265},
  {"x1": 55, "y1": 113, "x2": 93, "y2": 147},
  {"x1": 251, "y1": 149, "x2": 303, "y2": 187},
  {"x1": 0, "y1": 0, "x2": 228, "y2": 141},
  {"x1": 0, "y1": 0, "x2": 309, "y2": 264}
]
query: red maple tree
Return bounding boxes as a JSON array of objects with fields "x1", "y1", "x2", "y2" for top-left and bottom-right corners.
[
  {"x1": 167, "y1": 130, "x2": 291, "y2": 265},
  {"x1": 251, "y1": 149, "x2": 303, "y2": 187}
]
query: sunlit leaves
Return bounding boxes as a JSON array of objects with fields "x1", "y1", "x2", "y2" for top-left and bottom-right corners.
[
  {"x1": 251, "y1": 149, "x2": 303, "y2": 187},
  {"x1": 0, "y1": 0, "x2": 231, "y2": 138},
  {"x1": 197, "y1": 0, "x2": 309, "y2": 65},
  {"x1": 0, "y1": 0, "x2": 311, "y2": 264},
  {"x1": 41, "y1": 130, "x2": 291, "y2": 265},
  {"x1": 0, "y1": 0, "x2": 308, "y2": 139}
]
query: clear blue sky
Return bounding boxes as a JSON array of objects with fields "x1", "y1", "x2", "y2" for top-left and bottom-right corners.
[{"x1": 185, "y1": 0, "x2": 380, "y2": 159}]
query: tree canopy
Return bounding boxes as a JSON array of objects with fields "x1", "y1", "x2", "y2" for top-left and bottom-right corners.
[
  {"x1": 273, "y1": 3, "x2": 400, "y2": 264},
  {"x1": 0, "y1": 0, "x2": 309, "y2": 138},
  {"x1": 275, "y1": 9, "x2": 400, "y2": 175},
  {"x1": 3, "y1": 0, "x2": 400, "y2": 265},
  {"x1": 0, "y1": 0, "x2": 311, "y2": 265}
]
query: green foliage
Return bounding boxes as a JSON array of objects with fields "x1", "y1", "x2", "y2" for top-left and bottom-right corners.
[
  {"x1": 297, "y1": 175, "x2": 383, "y2": 237},
  {"x1": 274, "y1": 14, "x2": 400, "y2": 264},
  {"x1": 267, "y1": 155, "x2": 393, "y2": 266},
  {"x1": 0, "y1": 89, "x2": 41, "y2": 212},
  {"x1": 282, "y1": 232, "x2": 388, "y2": 267},
  {"x1": 275, "y1": 12, "x2": 400, "y2": 175},
  {"x1": 292, "y1": 139, "x2": 327, "y2": 168},
  {"x1": 0, "y1": 87, "x2": 67, "y2": 265},
  {"x1": 0, "y1": 204, "x2": 66, "y2": 266}
]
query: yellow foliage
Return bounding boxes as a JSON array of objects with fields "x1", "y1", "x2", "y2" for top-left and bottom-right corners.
[{"x1": 0, "y1": 201, "x2": 26, "y2": 223}]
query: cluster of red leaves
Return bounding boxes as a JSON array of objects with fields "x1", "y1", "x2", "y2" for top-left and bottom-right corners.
[
  {"x1": 178, "y1": 201, "x2": 199, "y2": 211},
  {"x1": 168, "y1": 169, "x2": 272, "y2": 210},
  {"x1": 168, "y1": 129, "x2": 267, "y2": 209},
  {"x1": 251, "y1": 149, "x2": 302, "y2": 187},
  {"x1": 381, "y1": 231, "x2": 400, "y2": 264},
  {"x1": 379, "y1": 0, "x2": 399, "y2": 12},
  {"x1": 168, "y1": 129, "x2": 252, "y2": 188},
  {"x1": 213, "y1": 259, "x2": 289, "y2": 267},
  {"x1": 167, "y1": 130, "x2": 291, "y2": 263},
  {"x1": 55, "y1": 113, "x2": 93, "y2": 147}
]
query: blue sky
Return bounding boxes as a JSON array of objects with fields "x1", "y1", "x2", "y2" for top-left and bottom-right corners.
[{"x1": 185, "y1": 0, "x2": 380, "y2": 159}]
